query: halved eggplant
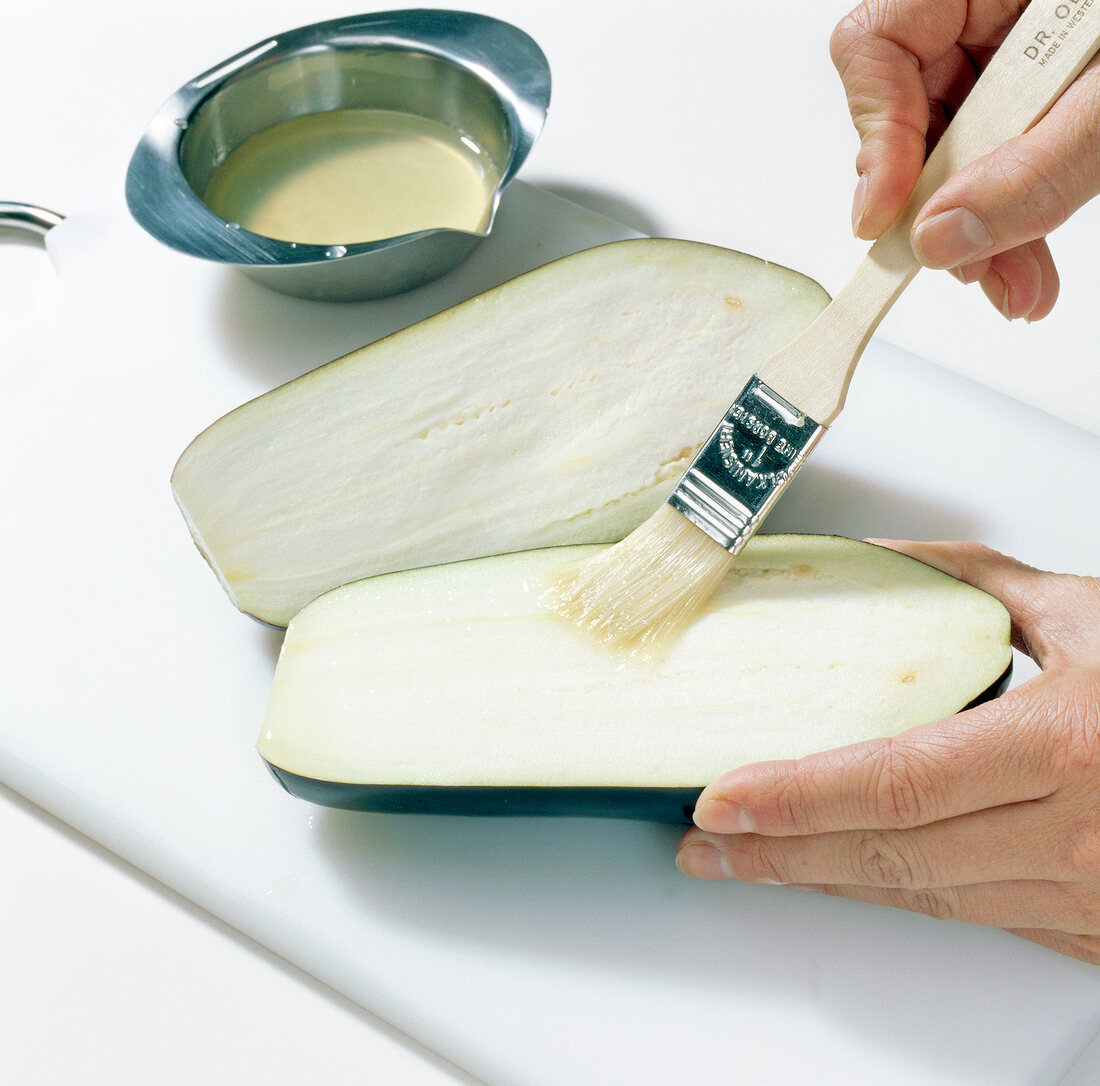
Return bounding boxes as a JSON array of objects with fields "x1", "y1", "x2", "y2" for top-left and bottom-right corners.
[
  {"x1": 172, "y1": 238, "x2": 829, "y2": 626},
  {"x1": 258, "y1": 536, "x2": 1012, "y2": 821}
]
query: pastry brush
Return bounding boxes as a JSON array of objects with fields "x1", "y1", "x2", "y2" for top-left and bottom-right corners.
[{"x1": 550, "y1": 0, "x2": 1100, "y2": 651}]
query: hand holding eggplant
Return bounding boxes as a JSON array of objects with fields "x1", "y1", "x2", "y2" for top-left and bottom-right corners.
[
  {"x1": 677, "y1": 542, "x2": 1100, "y2": 965},
  {"x1": 832, "y1": 0, "x2": 1100, "y2": 321}
]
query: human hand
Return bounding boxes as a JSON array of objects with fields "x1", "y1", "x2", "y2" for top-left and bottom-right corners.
[
  {"x1": 677, "y1": 540, "x2": 1100, "y2": 965},
  {"x1": 831, "y1": 0, "x2": 1100, "y2": 321}
]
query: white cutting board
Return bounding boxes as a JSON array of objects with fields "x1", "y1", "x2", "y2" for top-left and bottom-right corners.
[{"x1": 3, "y1": 183, "x2": 1100, "y2": 1086}]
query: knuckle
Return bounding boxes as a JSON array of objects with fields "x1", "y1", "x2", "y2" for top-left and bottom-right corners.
[
  {"x1": 951, "y1": 540, "x2": 1004, "y2": 571},
  {"x1": 828, "y1": 15, "x2": 855, "y2": 65},
  {"x1": 904, "y1": 887, "x2": 958, "y2": 922},
  {"x1": 830, "y1": 7, "x2": 875, "y2": 69},
  {"x1": 993, "y1": 146, "x2": 1073, "y2": 237},
  {"x1": 1045, "y1": 672, "x2": 1100, "y2": 782},
  {"x1": 991, "y1": 565, "x2": 1100, "y2": 669},
  {"x1": 868, "y1": 738, "x2": 942, "y2": 828},
  {"x1": 728, "y1": 838, "x2": 788, "y2": 885},
  {"x1": 1064, "y1": 824, "x2": 1100, "y2": 880},
  {"x1": 852, "y1": 830, "x2": 924, "y2": 888},
  {"x1": 829, "y1": 7, "x2": 920, "y2": 137},
  {"x1": 761, "y1": 761, "x2": 826, "y2": 834},
  {"x1": 981, "y1": 685, "x2": 1055, "y2": 774}
]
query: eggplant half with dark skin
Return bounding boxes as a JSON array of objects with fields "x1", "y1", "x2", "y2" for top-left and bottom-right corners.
[
  {"x1": 171, "y1": 238, "x2": 830, "y2": 628},
  {"x1": 258, "y1": 536, "x2": 1013, "y2": 822}
]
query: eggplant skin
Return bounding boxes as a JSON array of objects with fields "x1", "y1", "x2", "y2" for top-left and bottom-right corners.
[
  {"x1": 258, "y1": 536, "x2": 1014, "y2": 818},
  {"x1": 262, "y1": 662, "x2": 1011, "y2": 824},
  {"x1": 264, "y1": 768, "x2": 703, "y2": 823},
  {"x1": 171, "y1": 238, "x2": 831, "y2": 627}
]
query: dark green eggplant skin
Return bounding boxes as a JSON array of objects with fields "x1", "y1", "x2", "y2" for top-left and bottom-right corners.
[
  {"x1": 262, "y1": 663, "x2": 1013, "y2": 824},
  {"x1": 964, "y1": 661, "x2": 1013, "y2": 708},
  {"x1": 265, "y1": 767, "x2": 702, "y2": 822}
]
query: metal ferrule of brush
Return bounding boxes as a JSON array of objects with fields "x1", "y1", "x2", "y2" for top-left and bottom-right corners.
[{"x1": 667, "y1": 375, "x2": 826, "y2": 553}]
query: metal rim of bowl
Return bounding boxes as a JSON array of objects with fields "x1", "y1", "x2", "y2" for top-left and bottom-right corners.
[
  {"x1": 0, "y1": 202, "x2": 64, "y2": 237},
  {"x1": 124, "y1": 9, "x2": 551, "y2": 272}
]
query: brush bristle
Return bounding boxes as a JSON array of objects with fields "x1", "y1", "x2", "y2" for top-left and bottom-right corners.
[{"x1": 546, "y1": 504, "x2": 733, "y2": 653}]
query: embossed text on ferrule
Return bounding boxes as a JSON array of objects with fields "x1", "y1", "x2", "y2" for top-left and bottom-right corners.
[
  {"x1": 707, "y1": 376, "x2": 823, "y2": 497},
  {"x1": 720, "y1": 406, "x2": 805, "y2": 463},
  {"x1": 717, "y1": 423, "x2": 793, "y2": 490},
  {"x1": 668, "y1": 376, "x2": 826, "y2": 553}
]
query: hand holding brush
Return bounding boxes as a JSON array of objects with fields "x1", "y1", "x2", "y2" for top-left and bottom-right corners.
[{"x1": 549, "y1": 0, "x2": 1100, "y2": 653}]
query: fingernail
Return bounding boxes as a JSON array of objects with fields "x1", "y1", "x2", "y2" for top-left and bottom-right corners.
[
  {"x1": 851, "y1": 172, "x2": 869, "y2": 237},
  {"x1": 982, "y1": 270, "x2": 1018, "y2": 321},
  {"x1": 911, "y1": 207, "x2": 993, "y2": 269},
  {"x1": 950, "y1": 266, "x2": 984, "y2": 285},
  {"x1": 676, "y1": 842, "x2": 733, "y2": 879},
  {"x1": 693, "y1": 798, "x2": 756, "y2": 834}
]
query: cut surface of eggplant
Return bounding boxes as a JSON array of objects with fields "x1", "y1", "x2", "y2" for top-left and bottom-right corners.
[
  {"x1": 172, "y1": 238, "x2": 829, "y2": 626},
  {"x1": 257, "y1": 536, "x2": 1012, "y2": 821}
]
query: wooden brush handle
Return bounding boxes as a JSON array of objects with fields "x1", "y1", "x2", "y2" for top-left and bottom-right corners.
[{"x1": 759, "y1": 0, "x2": 1100, "y2": 425}]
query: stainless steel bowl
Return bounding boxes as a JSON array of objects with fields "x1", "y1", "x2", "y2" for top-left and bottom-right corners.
[
  {"x1": 125, "y1": 10, "x2": 550, "y2": 301},
  {"x1": 0, "y1": 202, "x2": 64, "y2": 237}
]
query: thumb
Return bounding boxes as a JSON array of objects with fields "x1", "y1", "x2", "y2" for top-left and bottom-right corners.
[
  {"x1": 909, "y1": 55, "x2": 1100, "y2": 271},
  {"x1": 866, "y1": 540, "x2": 1100, "y2": 670}
]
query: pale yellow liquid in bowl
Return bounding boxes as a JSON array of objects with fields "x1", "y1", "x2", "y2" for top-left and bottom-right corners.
[{"x1": 202, "y1": 108, "x2": 503, "y2": 245}]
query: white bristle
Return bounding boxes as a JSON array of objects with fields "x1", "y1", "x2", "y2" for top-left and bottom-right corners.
[{"x1": 547, "y1": 504, "x2": 733, "y2": 653}]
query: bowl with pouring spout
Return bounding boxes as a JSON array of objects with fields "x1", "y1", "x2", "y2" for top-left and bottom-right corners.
[{"x1": 125, "y1": 10, "x2": 550, "y2": 300}]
